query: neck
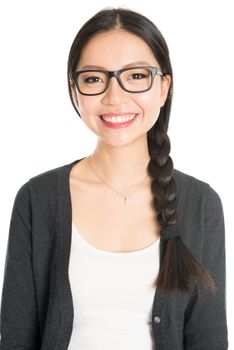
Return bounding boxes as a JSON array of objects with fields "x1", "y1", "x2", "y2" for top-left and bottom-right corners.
[{"x1": 89, "y1": 137, "x2": 151, "y2": 192}]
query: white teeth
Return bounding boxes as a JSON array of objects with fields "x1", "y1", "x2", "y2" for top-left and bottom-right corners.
[{"x1": 101, "y1": 114, "x2": 137, "y2": 123}]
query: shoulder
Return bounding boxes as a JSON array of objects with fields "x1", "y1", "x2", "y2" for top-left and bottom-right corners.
[
  {"x1": 174, "y1": 168, "x2": 224, "y2": 244},
  {"x1": 174, "y1": 167, "x2": 222, "y2": 208},
  {"x1": 173, "y1": 169, "x2": 225, "y2": 263},
  {"x1": 14, "y1": 159, "x2": 81, "y2": 203},
  {"x1": 174, "y1": 167, "x2": 209, "y2": 191}
]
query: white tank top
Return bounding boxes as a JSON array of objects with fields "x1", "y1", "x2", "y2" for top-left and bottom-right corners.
[{"x1": 68, "y1": 222, "x2": 160, "y2": 350}]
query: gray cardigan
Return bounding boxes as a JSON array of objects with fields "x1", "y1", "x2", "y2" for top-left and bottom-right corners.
[{"x1": 0, "y1": 157, "x2": 228, "y2": 349}]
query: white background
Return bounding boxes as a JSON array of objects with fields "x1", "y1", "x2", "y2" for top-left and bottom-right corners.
[{"x1": 0, "y1": 0, "x2": 233, "y2": 347}]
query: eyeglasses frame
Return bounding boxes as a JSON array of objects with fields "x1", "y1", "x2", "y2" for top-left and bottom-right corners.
[{"x1": 69, "y1": 66, "x2": 165, "y2": 96}]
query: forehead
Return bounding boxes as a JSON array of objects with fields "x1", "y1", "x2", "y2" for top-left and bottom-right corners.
[{"x1": 76, "y1": 29, "x2": 159, "y2": 70}]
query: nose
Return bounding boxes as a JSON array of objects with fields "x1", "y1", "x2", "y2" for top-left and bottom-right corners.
[{"x1": 101, "y1": 76, "x2": 129, "y2": 105}]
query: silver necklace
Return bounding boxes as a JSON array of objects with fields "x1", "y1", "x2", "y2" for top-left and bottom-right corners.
[{"x1": 87, "y1": 155, "x2": 148, "y2": 205}]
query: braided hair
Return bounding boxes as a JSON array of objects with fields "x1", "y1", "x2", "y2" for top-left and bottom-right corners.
[
  {"x1": 67, "y1": 7, "x2": 216, "y2": 294},
  {"x1": 147, "y1": 108, "x2": 215, "y2": 292}
]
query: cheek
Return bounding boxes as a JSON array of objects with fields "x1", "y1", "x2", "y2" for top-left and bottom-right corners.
[
  {"x1": 135, "y1": 91, "x2": 161, "y2": 114},
  {"x1": 77, "y1": 95, "x2": 100, "y2": 115}
]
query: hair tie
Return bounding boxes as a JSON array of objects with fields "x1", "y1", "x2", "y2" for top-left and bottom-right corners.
[{"x1": 160, "y1": 222, "x2": 181, "y2": 241}]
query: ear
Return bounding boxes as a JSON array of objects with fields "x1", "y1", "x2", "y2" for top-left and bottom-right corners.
[
  {"x1": 160, "y1": 74, "x2": 172, "y2": 107},
  {"x1": 70, "y1": 80, "x2": 79, "y2": 110}
]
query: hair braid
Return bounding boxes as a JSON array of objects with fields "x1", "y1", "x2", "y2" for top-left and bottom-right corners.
[
  {"x1": 147, "y1": 117, "x2": 177, "y2": 227},
  {"x1": 147, "y1": 116, "x2": 216, "y2": 294}
]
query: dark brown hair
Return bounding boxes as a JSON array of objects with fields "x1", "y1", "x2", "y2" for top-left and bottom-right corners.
[{"x1": 67, "y1": 7, "x2": 216, "y2": 294}]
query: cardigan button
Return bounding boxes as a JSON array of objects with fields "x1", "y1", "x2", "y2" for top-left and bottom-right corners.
[{"x1": 154, "y1": 316, "x2": 161, "y2": 324}]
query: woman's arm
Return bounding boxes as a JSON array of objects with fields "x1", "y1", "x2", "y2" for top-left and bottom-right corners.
[
  {"x1": 184, "y1": 184, "x2": 228, "y2": 349},
  {"x1": 0, "y1": 182, "x2": 41, "y2": 349}
]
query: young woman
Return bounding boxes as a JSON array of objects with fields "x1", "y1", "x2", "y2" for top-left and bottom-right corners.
[{"x1": 0, "y1": 7, "x2": 228, "y2": 350}]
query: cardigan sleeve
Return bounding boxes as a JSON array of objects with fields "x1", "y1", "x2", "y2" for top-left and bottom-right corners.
[
  {"x1": 0, "y1": 181, "x2": 41, "y2": 349},
  {"x1": 183, "y1": 184, "x2": 228, "y2": 349}
]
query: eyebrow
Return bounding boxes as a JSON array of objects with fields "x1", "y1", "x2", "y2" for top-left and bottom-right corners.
[{"x1": 78, "y1": 61, "x2": 153, "y2": 70}]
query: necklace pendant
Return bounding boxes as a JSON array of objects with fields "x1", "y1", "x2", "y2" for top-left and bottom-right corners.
[{"x1": 124, "y1": 196, "x2": 130, "y2": 205}]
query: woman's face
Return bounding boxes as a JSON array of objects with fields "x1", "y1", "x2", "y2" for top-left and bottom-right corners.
[{"x1": 70, "y1": 29, "x2": 171, "y2": 147}]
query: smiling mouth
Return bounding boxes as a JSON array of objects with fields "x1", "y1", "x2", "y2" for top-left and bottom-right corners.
[{"x1": 99, "y1": 113, "x2": 138, "y2": 123}]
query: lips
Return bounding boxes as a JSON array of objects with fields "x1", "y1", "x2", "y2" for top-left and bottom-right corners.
[
  {"x1": 99, "y1": 113, "x2": 139, "y2": 128},
  {"x1": 99, "y1": 113, "x2": 138, "y2": 123}
]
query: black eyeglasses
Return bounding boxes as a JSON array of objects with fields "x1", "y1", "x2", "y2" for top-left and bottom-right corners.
[{"x1": 69, "y1": 66, "x2": 165, "y2": 96}]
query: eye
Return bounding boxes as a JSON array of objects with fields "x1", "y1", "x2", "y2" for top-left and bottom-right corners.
[
  {"x1": 129, "y1": 73, "x2": 146, "y2": 80},
  {"x1": 83, "y1": 76, "x2": 103, "y2": 84}
]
